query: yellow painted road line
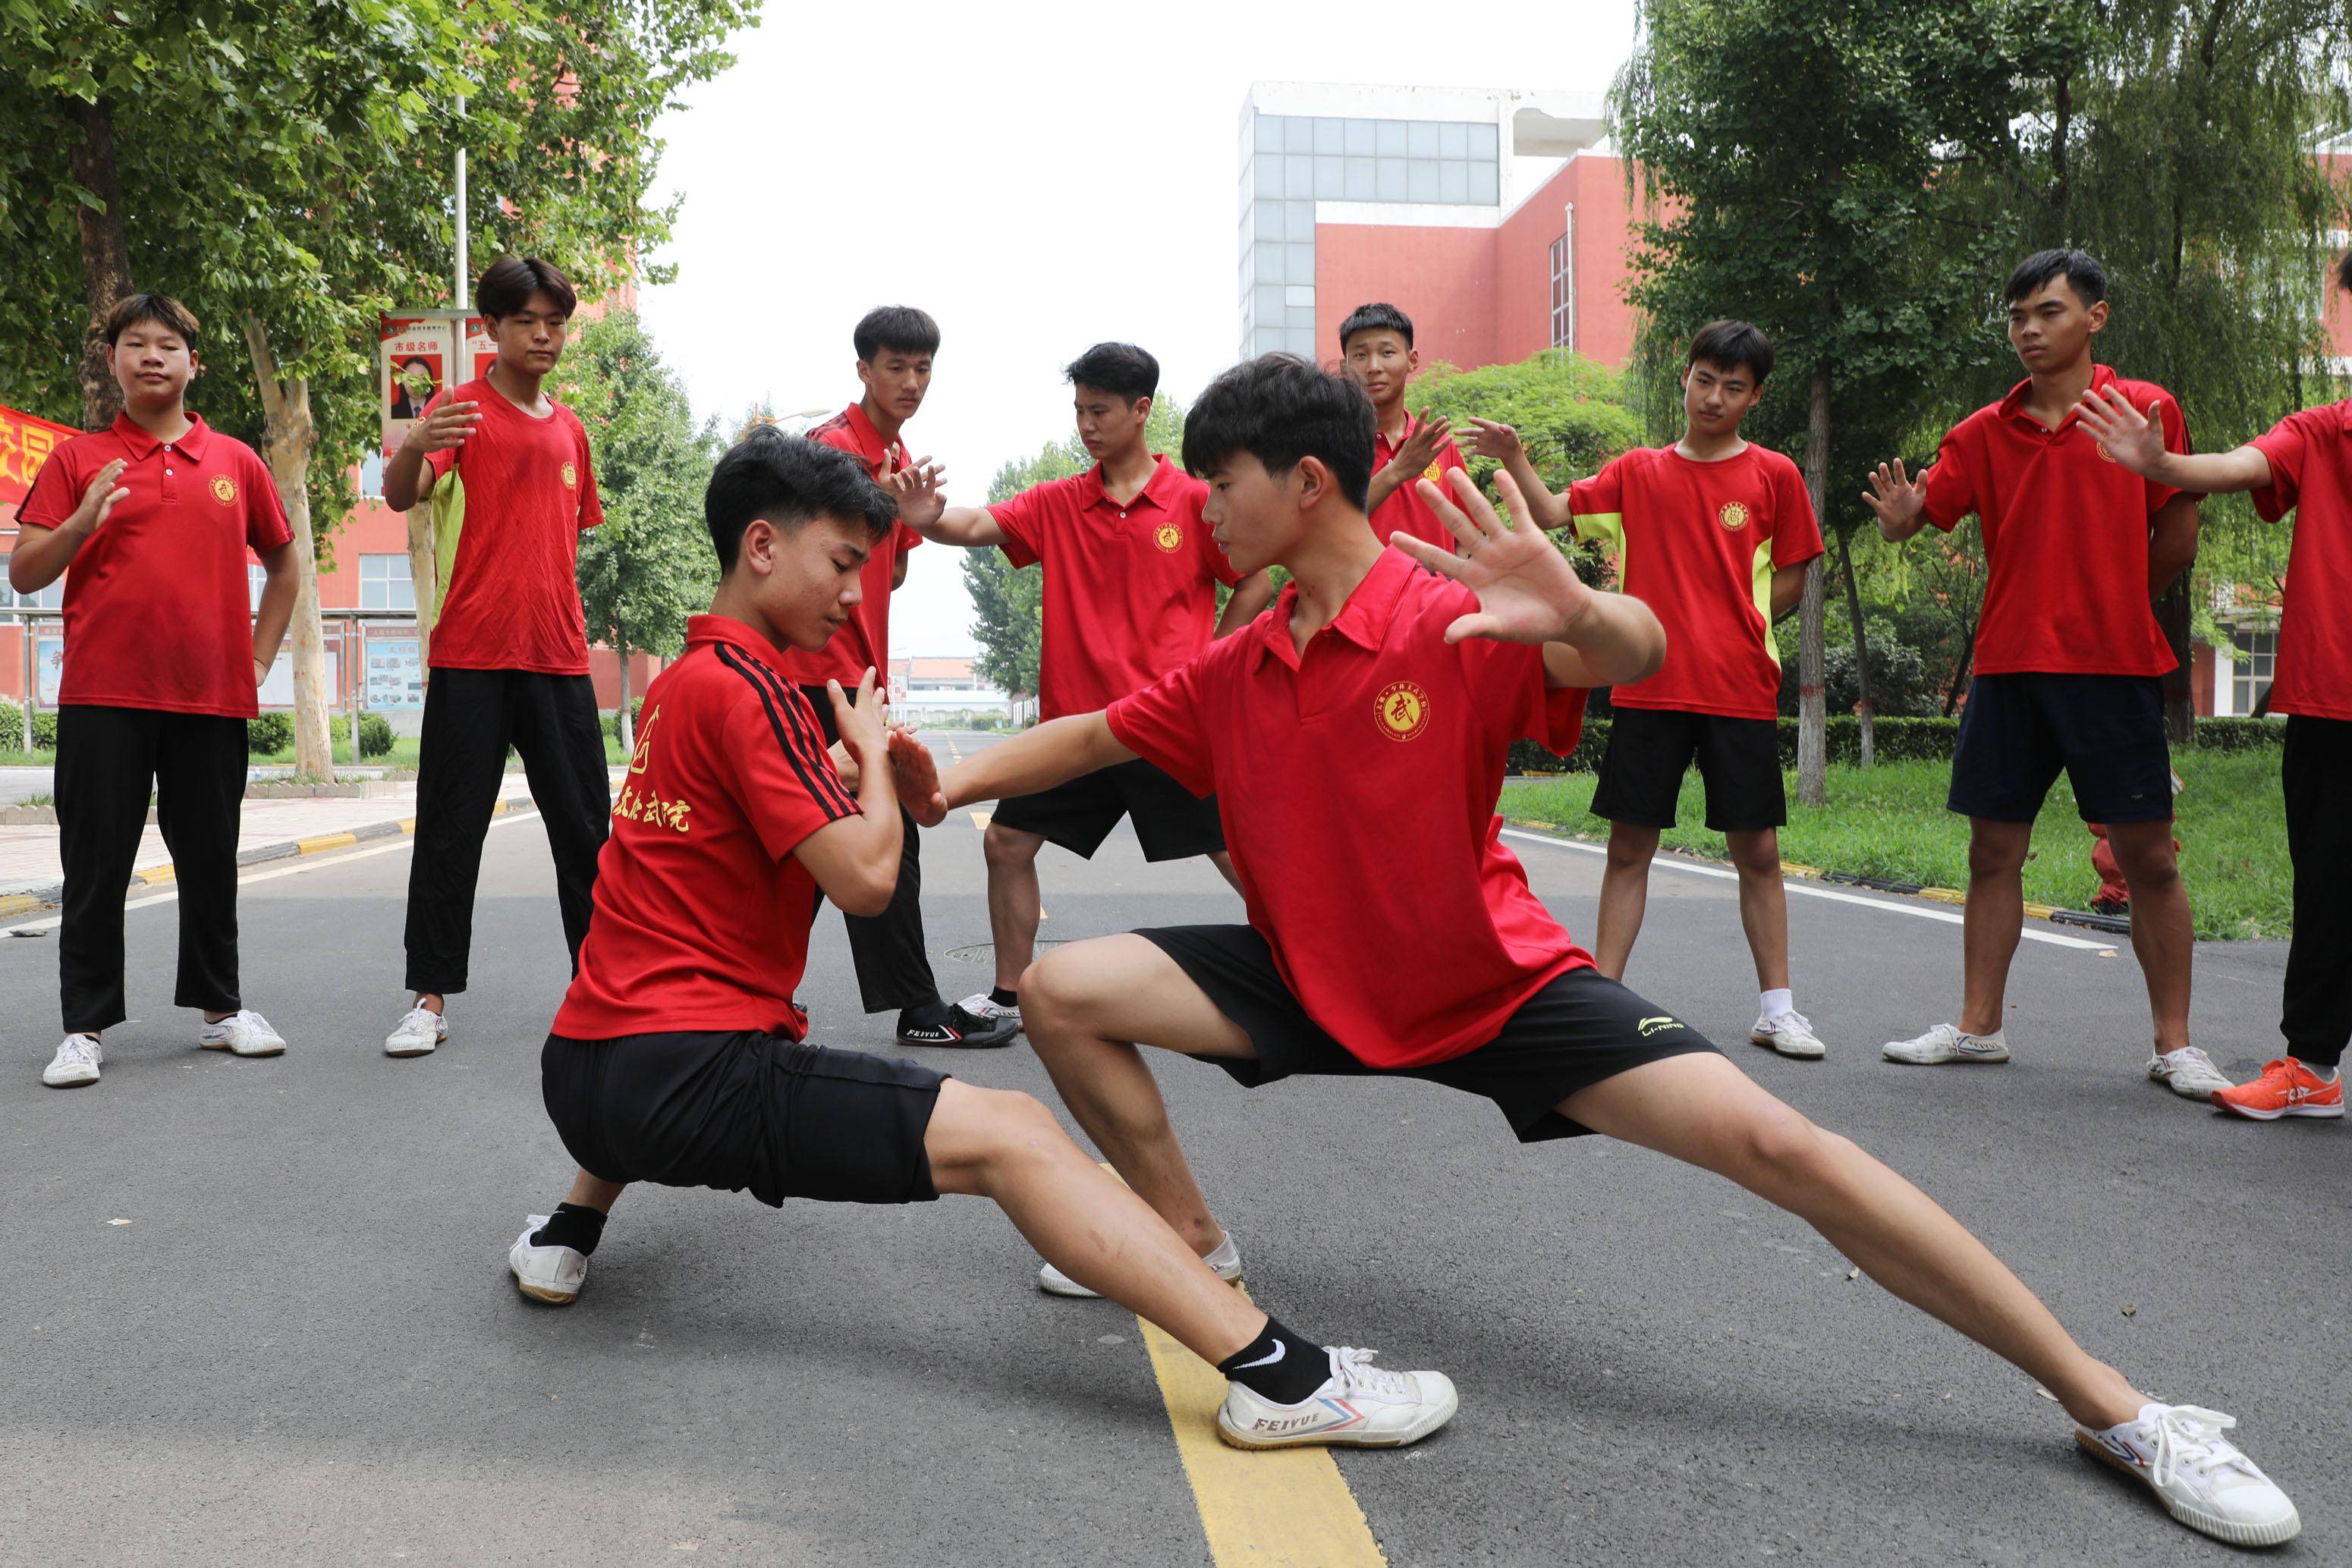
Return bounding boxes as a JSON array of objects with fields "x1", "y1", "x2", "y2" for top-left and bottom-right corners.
[{"x1": 1135, "y1": 1291, "x2": 1388, "y2": 1567}]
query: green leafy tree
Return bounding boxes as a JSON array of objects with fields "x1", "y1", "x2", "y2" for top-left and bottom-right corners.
[{"x1": 557, "y1": 311, "x2": 721, "y2": 749}]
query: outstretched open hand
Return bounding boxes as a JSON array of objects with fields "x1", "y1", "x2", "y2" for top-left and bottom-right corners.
[
  {"x1": 2072, "y1": 385, "x2": 2167, "y2": 475},
  {"x1": 1388, "y1": 468, "x2": 1590, "y2": 646},
  {"x1": 888, "y1": 727, "x2": 948, "y2": 826},
  {"x1": 1862, "y1": 460, "x2": 1928, "y2": 529},
  {"x1": 885, "y1": 457, "x2": 948, "y2": 529}
]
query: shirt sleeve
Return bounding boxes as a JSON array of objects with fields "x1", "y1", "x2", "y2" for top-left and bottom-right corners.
[
  {"x1": 574, "y1": 419, "x2": 605, "y2": 531},
  {"x1": 719, "y1": 681, "x2": 862, "y2": 863},
  {"x1": 1769, "y1": 458, "x2": 1824, "y2": 570},
  {"x1": 15, "y1": 441, "x2": 82, "y2": 529},
  {"x1": 2247, "y1": 407, "x2": 2317, "y2": 523},
  {"x1": 2141, "y1": 389, "x2": 2193, "y2": 514},
  {"x1": 1105, "y1": 652, "x2": 1216, "y2": 797},
  {"x1": 987, "y1": 481, "x2": 1052, "y2": 570},
  {"x1": 243, "y1": 448, "x2": 293, "y2": 553},
  {"x1": 1565, "y1": 455, "x2": 1628, "y2": 551},
  {"x1": 1919, "y1": 423, "x2": 1976, "y2": 532},
  {"x1": 896, "y1": 519, "x2": 923, "y2": 555},
  {"x1": 1454, "y1": 595, "x2": 1590, "y2": 755}
]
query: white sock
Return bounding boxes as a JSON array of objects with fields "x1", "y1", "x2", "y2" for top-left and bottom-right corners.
[
  {"x1": 2297, "y1": 1059, "x2": 2340, "y2": 1083},
  {"x1": 1759, "y1": 988, "x2": 1792, "y2": 1019}
]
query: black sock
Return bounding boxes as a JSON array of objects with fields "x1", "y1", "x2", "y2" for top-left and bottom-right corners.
[
  {"x1": 532, "y1": 1202, "x2": 607, "y2": 1256},
  {"x1": 989, "y1": 986, "x2": 1018, "y2": 1009},
  {"x1": 1217, "y1": 1315, "x2": 1329, "y2": 1406},
  {"x1": 900, "y1": 1000, "x2": 949, "y2": 1029}
]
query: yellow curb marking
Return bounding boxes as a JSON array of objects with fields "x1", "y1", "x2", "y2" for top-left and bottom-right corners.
[
  {"x1": 295, "y1": 831, "x2": 360, "y2": 855},
  {"x1": 0, "y1": 892, "x2": 43, "y2": 918},
  {"x1": 1917, "y1": 888, "x2": 1968, "y2": 904},
  {"x1": 136, "y1": 863, "x2": 177, "y2": 885}
]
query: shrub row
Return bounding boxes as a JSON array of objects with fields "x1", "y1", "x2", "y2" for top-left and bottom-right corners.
[
  {"x1": 243, "y1": 710, "x2": 395, "y2": 758},
  {"x1": 603, "y1": 696, "x2": 649, "y2": 742},
  {"x1": 1510, "y1": 712, "x2": 2284, "y2": 775}
]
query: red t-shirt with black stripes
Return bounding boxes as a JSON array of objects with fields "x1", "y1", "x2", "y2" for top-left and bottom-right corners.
[{"x1": 554, "y1": 614, "x2": 863, "y2": 1041}]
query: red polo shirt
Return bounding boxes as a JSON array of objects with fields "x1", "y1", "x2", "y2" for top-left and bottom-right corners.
[
  {"x1": 1920, "y1": 365, "x2": 2187, "y2": 677},
  {"x1": 1107, "y1": 549, "x2": 1592, "y2": 1069},
  {"x1": 555, "y1": 615, "x2": 863, "y2": 1041},
  {"x1": 421, "y1": 378, "x2": 603, "y2": 674},
  {"x1": 17, "y1": 413, "x2": 291, "y2": 717},
  {"x1": 2250, "y1": 399, "x2": 2352, "y2": 721},
  {"x1": 988, "y1": 454, "x2": 1244, "y2": 720},
  {"x1": 1567, "y1": 443, "x2": 1822, "y2": 719},
  {"x1": 1369, "y1": 414, "x2": 1471, "y2": 551},
  {"x1": 778, "y1": 404, "x2": 923, "y2": 690}
]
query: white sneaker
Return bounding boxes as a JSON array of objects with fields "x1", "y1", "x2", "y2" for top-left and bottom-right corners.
[
  {"x1": 2075, "y1": 1402, "x2": 2300, "y2": 1547},
  {"x1": 42, "y1": 1033, "x2": 102, "y2": 1088},
  {"x1": 1750, "y1": 1009, "x2": 1826, "y2": 1059},
  {"x1": 1882, "y1": 1023, "x2": 2010, "y2": 1064},
  {"x1": 199, "y1": 1010, "x2": 286, "y2": 1057},
  {"x1": 956, "y1": 991, "x2": 1021, "y2": 1030},
  {"x1": 1040, "y1": 1230, "x2": 1242, "y2": 1299},
  {"x1": 508, "y1": 1215, "x2": 589, "y2": 1306},
  {"x1": 1218, "y1": 1346, "x2": 1458, "y2": 1450},
  {"x1": 2147, "y1": 1046, "x2": 2231, "y2": 1099},
  {"x1": 385, "y1": 1006, "x2": 448, "y2": 1057}
]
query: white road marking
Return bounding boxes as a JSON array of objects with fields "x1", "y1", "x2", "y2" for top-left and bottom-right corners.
[{"x1": 1498, "y1": 828, "x2": 2119, "y2": 954}]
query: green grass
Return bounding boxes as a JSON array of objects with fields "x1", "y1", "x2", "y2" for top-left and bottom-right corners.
[
  {"x1": 243, "y1": 736, "x2": 633, "y2": 769},
  {"x1": 1499, "y1": 749, "x2": 2291, "y2": 941}
]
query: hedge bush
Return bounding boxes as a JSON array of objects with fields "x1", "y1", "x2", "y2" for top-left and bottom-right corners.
[
  {"x1": 246, "y1": 711, "x2": 294, "y2": 755},
  {"x1": 0, "y1": 700, "x2": 59, "y2": 751},
  {"x1": 1511, "y1": 712, "x2": 2284, "y2": 775},
  {"x1": 329, "y1": 712, "x2": 396, "y2": 758},
  {"x1": 604, "y1": 696, "x2": 648, "y2": 742},
  {"x1": 2191, "y1": 716, "x2": 2288, "y2": 753}
]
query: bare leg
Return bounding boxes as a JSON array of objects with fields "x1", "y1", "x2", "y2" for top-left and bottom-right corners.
[
  {"x1": 1020, "y1": 934, "x2": 1260, "y2": 1257},
  {"x1": 2106, "y1": 819, "x2": 2193, "y2": 1054},
  {"x1": 1559, "y1": 1051, "x2": 2143, "y2": 1428},
  {"x1": 414, "y1": 992, "x2": 445, "y2": 1015},
  {"x1": 1724, "y1": 828, "x2": 1791, "y2": 994},
  {"x1": 1593, "y1": 822, "x2": 1661, "y2": 981},
  {"x1": 561, "y1": 1170, "x2": 627, "y2": 1213},
  {"x1": 1960, "y1": 819, "x2": 2031, "y2": 1036},
  {"x1": 983, "y1": 822, "x2": 1046, "y2": 993},
  {"x1": 924, "y1": 1079, "x2": 1263, "y2": 1365},
  {"x1": 1208, "y1": 850, "x2": 1243, "y2": 894}
]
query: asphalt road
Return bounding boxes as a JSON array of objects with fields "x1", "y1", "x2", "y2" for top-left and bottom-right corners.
[{"x1": 1, "y1": 731, "x2": 2341, "y2": 1567}]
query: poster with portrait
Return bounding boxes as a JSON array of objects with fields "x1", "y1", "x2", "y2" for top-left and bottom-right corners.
[
  {"x1": 380, "y1": 316, "x2": 457, "y2": 457},
  {"x1": 463, "y1": 316, "x2": 498, "y2": 382}
]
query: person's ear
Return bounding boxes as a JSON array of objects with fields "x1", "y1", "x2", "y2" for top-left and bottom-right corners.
[
  {"x1": 1294, "y1": 455, "x2": 1329, "y2": 510},
  {"x1": 2085, "y1": 300, "x2": 2109, "y2": 334}
]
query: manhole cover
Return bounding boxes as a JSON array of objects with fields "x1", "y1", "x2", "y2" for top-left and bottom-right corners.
[{"x1": 945, "y1": 941, "x2": 1068, "y2": 966}]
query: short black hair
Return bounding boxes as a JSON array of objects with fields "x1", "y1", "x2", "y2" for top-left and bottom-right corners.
[
  {"x1": 1064, "y1": 341, "x2": 1159, "y2": 404},
  {"x1": 1182, "y1": 354, "x2": 1375, "y2": 511},
  {"x1": 703, "y1": 426, "x2": 898, "y2": 573},
  {"x1": 1338, "y1": 301, "x2": 1413, "y2": 350},
  {"x1": 2005, "y1": 248, "x2": 2106, "y2": 307},
  {"x1": 1687, "y1": 320, "x2": 1773, "y2": 383},
  {"x1": 2337, "y1": 250, "x2": 2352, "y2": 297},
  {"x1": 476, "y1": 256, "x2": 577, "y2": 320},
  {"x1": 854, "y1": 306, "x2": 940, "y2": 362},
  {"x1": 105, "y1": 293, "x2": 200, "y2": 350}
]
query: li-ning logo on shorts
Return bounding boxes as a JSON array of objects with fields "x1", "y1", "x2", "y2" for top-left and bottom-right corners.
[
  {"x1": 1718, "y1": 501, "x2": 1750, "y2": 531},
  {"x1": 1637, "y1": 1014, "x2": 1686, "y2": 1037},
  {"x1": 210, "y1": 475, "x2": 237, "y2": 506},
  {"x1": 1154, "y1": 522, "x2": 1184, "y2": 554},
  {"x1": 561, "y1": 460, "x2": 579, "y2": 489},
  {"x1": 1376, "y1": 680, "x2": 1431, "y2": 742}
]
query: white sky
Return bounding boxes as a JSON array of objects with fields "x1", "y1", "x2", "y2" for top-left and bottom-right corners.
[{"x1": 638, "y1": 0, "x2": 1640, "y2": 658}]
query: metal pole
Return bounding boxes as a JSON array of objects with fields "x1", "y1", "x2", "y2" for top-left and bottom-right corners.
[
  {"x1": 20, "y1": 618, "x2": 31, "y2": 753},
  {"x1": 454, "y1": 93, "x2": 469, "y2": 313}
]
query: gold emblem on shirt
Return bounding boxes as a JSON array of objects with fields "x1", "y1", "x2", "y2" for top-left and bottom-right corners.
[
  {"x1": 2096, "y1": 442, "x2": 2118, "y2": 463},
  {"x1": 1422, "y1": 460, "x2": 1444, "y2": 482},
  {"x1": 614, "y1": 705, "x2": 690, "y2": 830},
  {"x1": 561, "y1": 460, "x2": 579, "y2": 489},
  {"x1": 627, "y1": 705, "x2": 659, "y2": 774},
  {"x1": 1376, "y1": 680, "x2": 1432, "y2": 742},
  {"x1": 1153, "y1": 522, "x2": 1184, "y2": 554},
  {"x1": 1718, "y1": 501, "x2": 1750, "y2": 531},
  {"x1": 210, "y1": 474, "x2": 237, "y2": 506}
]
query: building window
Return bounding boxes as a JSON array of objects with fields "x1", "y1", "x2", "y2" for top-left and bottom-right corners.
[
  {"x1": 1550, "y1": 232, "x2": 1572, "y2": 347},
  {"x1": 360, "y1": 552, "x2": 416, "y2": 611},
  {"x1": 2230, "y1": 627, "x2": 2277, "y2": 716},
  {"x1": 360, "y1": 452, "x2": 385, "y2": 500},
  {"x1": 0, "y1": 557, "x2": 64, "y2": 610}
]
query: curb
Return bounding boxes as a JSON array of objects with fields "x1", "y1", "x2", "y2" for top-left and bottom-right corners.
[{"x1": 0, "y1": 793, "x2": 538, "y2": 919}]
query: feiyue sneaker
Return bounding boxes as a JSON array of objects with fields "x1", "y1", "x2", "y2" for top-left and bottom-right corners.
[
  {"x1": 508, "y1": 1215, "x2": 589, "y2": 1306},
  {"x1": 955, "y1": 991, "x2": 1021, "y2": 1032},
  {"x1": 1040, "y1": 1230, "x2": 1243, "y2": 1299},
  {"x1": 198, "y1": 1010, "x2": 286, "y2": 1057},
  {"x1": 2213, "y1": 1057, "x2": 2344, "y2": 1121},
  {"x1": 1882, "y1": 1023, "x2": 2010, "y2": 1065},
  {"x1": 42, "y1": 1033, "x2": 102, "y2": 1088},
  {"x1": 2075, "y1": 1402, "x2": 2300, "y2": 1547},
  {"x1": 895, "y1": 1002, "x2": 1019, "y2": 1050},
  {"x1": 1218, "y1": 1346, "x2": 1458, "y2": 1451},
  {"x1": 385, "y1": 1006, "x2": 448, "y2": 1058},
  {"x1": 1750, "y1": 1009, "x2": 1826, "y2": 1059},
  {"x1": 2146, "y1": 1046, "x2": 2231, "y2": 1100}
]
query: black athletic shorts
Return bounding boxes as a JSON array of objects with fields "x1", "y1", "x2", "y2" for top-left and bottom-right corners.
[
  {"x1": 1137, "y1": 924, "x2": 1721, "y2": 1142},
  {"x1": 1947, "y1": 673, "x2": 2174, "y2": 824},
  {"x1": 992, "y1": 757, "x2": 1225, "y2": 861},
  {"x1": 541, "y1": 1031, "x2": 945, "y2": 1206},
  {"x1": 1590, "y1": 705, "x2": 1786, "y2": 831}
]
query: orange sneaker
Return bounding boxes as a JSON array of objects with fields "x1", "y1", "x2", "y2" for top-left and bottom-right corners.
[{"x1": 2212, "y1": 1057, "x2": 2343, "y2": 1120}]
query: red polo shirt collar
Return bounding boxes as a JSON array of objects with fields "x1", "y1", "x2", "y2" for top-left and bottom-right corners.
[
  {"x1": 1078, "y1": 453, "x2": 1185, "y2": 513},
  {"x1": 1995, "y1": 363, "x2": 2118, "y2": 435},
  {"x1": 684, "y1": 611, "x2": 791, "y2": 673},
  {"x1": 835, "y1": 402, "x2": 895, "y2": 469},
  {"x1": 108, "y1": 410, "x2": 212, "y2": 460},
  {"x1": 1251, "y1": 547, "x2": 1416, "y2": 670}
]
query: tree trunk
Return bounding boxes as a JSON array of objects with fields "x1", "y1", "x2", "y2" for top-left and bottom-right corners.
[
  {"x1": 241, "y1": 316, "x2": 335, "y2": 779},
  {"x1": 616, "y1": 646, "x2": 634, "y2": 752},
  {"x1": 1796, "y1": 369, "x2": 1832, "y2": 804},
  {"x1": 64, "y1": 97, "x2": 132, "y2": 432},
  {"x1": 406, "y1": 507, "x2": 436, "y2": 668},
  {"x1": 2157, "y1": 576, "x2": 2194, "y2": 743},
  {"x1": 1836, "y1": 523, "x2": 1876, "y2": 768}
]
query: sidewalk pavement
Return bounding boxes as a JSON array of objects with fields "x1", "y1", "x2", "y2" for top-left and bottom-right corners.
[{"x1": 0, "y1": 771, "x2": 561, "y2": 916}]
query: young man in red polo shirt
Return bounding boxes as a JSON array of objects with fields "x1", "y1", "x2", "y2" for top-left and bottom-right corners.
[
  {"x1": 2075, "y1": 250, "x2": 2352, "y2": 1121},
  {"x1": 379, "y1": 257, "x2": 612, "y2": 1059},
  {"x1": 1462, "y1": 322, "x2": 1827, "y2": 1057},
  {"x1": 1342, "y1": 303, "x2": 1467, "y2": 552},
  {"x1": 785, "y1": 306, "x2": 1012, "y2": 1051},
  {"x1": 888, "y1": 342, "x2": 1273, "y2": 1048},
  {"x1": 1866, "y1": 250, "x2": 2229, "y2": 1100},
  {"x1": 13, "y1": 294, "x2": 299, "y2": 1088},
  {"x1": 898, "y1": 355, "x2": 2300, "y2": 1543},
  {"x1": 508, "y1": 429, "x2": 1453, "y2": 1452}
]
